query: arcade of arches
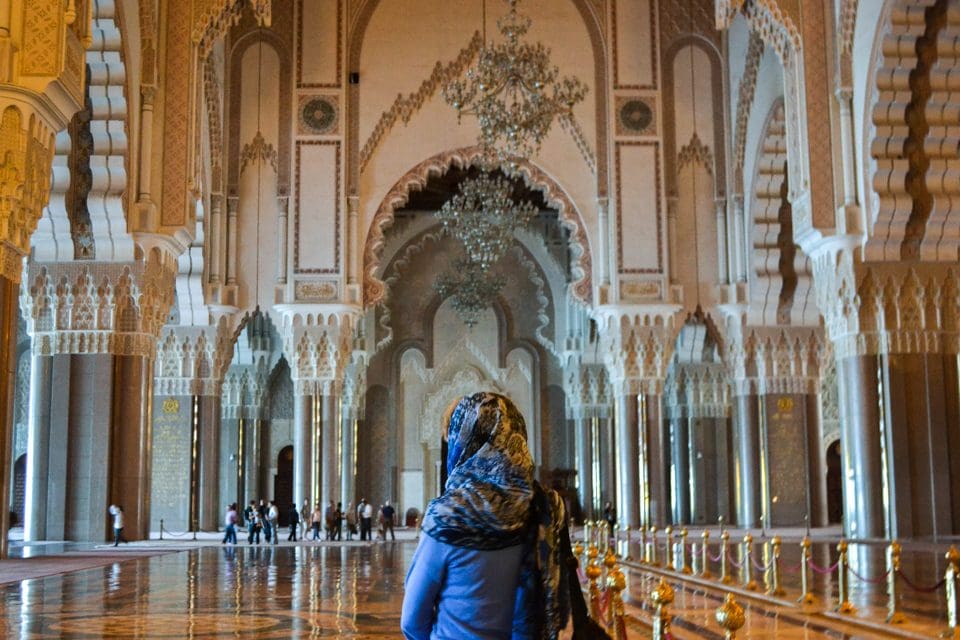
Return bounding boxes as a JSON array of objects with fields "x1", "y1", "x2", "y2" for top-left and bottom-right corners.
[{"x1": 0, "y1": 0, "x2": 958, "y2": 635}]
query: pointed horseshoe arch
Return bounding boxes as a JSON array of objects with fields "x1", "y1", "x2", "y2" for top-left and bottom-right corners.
[{"x1": 362, "y1": 146, "x2": 593, "y2": 308}]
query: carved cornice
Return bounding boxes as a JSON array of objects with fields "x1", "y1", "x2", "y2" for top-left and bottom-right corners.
[
  {"x1": 154, "y1": 324, "x2": 234, "y2": 396},
  {"x1": 663, "y1": 363, "x2": 729, "y2": 419},
  {"x1": 593, "y1": 305, "x2": 684, "y2": 395},
  {"x1": 273, "y1": 303, "x2": 362, "y2": 392},
  {"x1": 722, "y1": 322, "x2": 828, "y2": 396},
  {"x1": 363, "y1": 146, "x2": 592, "y2": 307},
  {"x1": 21, "y1": 253, "x2": 177, "y2": 357}
]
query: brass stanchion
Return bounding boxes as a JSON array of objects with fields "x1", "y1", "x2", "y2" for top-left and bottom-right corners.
[
  {"x1": 715, "y1": 593, "x2": 746, "y2": 640},
  {"x1": 639, "y1": 526, "x2": 648, "y2": 564},
  {"x1": 607, "y1": 567, "x2": 627, "y2": 640},
  {"x1": 624, "y1": 524, "x2": 631, "y2": 560},
  {"x1": 649, "y1": 525, "x2": 659, "y2": 567},
  {"x1": 835, "y1": 540, "x2": 856, "y2": 614},
  {"x1": 679, "y1": 528, "x2": 692, "y2": 574},
  {"x1": 768, "y1": 536, "x2": 785, "y2": 596},
  {"x1": 943, "y1": 546, "x2": 960, "y2": 639},
  {"x1": 574, "y1": 538, "x2": 585, "y2": 560},
  {"x1": 665, "y1": 526, "x2": 675, "y2": 571},
  {"x1": 742, "y1": 533, "x2": 758, "y2": 591},
  {"x1": 886, "y1": 541, "x2": 906, "y2": 624},
  {"x1": 720, "y1": 529, "x2": 732, "y2": 584},
  {"x1": 586, "y1": 544, "x2": 602, "y2": 621},
  {"x1": 650, "y1": 578, "x2": 674, "y2": 640},
  {"x1": 798, "y1": 536, "x2": 816, "y2": 606},
  {"x1": 701, "y1": 530, "x2": 712, "y2": 578},
  {"x1": 603, "y1": 550, "x2": 618, "y2": 628}
]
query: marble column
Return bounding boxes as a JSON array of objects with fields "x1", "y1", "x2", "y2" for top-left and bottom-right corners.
[
  {"x1": 805, "y1": 394, "x2": 828, "y2": 528},
  {"x1": 599, "y1": 415, "x2": 617, "y2": 513},
  {"x1": 733, "y1": 393, "x2": 762, "y2": 528},
  {"x1": 293, "y1": 394, "x2": 314, "y2": 509},
  {"x1": 644, "y1": 394, "x2": 669, "y2": 527},
  {"x1": 689, "y1": 418, "x2": 715, "y2": 525},
  {"x1": 615, "y1": 393, "x2": 640, "y2": 527},
  {"x1": 110, "y1": 354, "x2": 154, "y2": 541},
  {"x1": 320, "y1": 394, "x2": 340, "y2": 509},
  {"x1": 574, "y1": 415, "x2": 593, "y2": 522},
  {"x1": 340, "y1": 412, "x2": 357, "y2": 507},
  {"x1": 243, "y1": 415, "x2": 261, "y2": 504},
  {"x1": 198, "y1": 395, "x2": 221, "y2": 531},
  {"x1": 24, "y1": 354, "x2": 52, "y2": 541},
  {"x1": 670, "y1": 417, "x2": 691, "y2": 525},
  {"x1": 838, "y1": 355, "x2": 885, "y2": 539},
  {"x1": 0, "y1": 277, "x2": 17, "y2": 556}
]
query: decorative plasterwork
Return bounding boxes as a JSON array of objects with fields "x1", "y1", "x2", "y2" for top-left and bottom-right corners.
[
  {"x1": 660, "y1": 0, "x2": 720, "y2": 50},
  {"x1": 298, "y1": 94, "x2": 339, "y2": 135},
  {"x1": 0, "y1": 107, "x2": 56, "y2": 283},
  {"x1": 733, "y1": 31, "x2": 765, "y2": 188},
  {"x1": 814, "y1": 255, "x2": 960, "y2": 360},
  {"x1": 20, "y1": 253, "x2": 178, "y2": 357},
  {"x1": 611, "y1": 0, "x2": 658, "y2": 90},
  {"x1": 154, "y1": 324, "x2": 234, "y2": 396},
  {"x1": 593, "y1": 305, "x2": 684, "y2": 395},
  {"x1": 663, "y1": 363, "x2": 729, "y2": 419},
  {"x1": 677, "y1": 131, "x2": 713, "y2": 174},
  {"x1": 564, "y1": 363, "x2": 612, "y2": 419},
  {"x1": 722, "y1": 324, "x2": 827, "y2": 396},
  {"x1": 240, "y1": 130, "x2": 278, "y2": 174},
  {"x1": 204, "y1": 55, "x2": 224, "y2": 191},
  {"x1": 558, "y1": 114, "x2": 598, "y2": 173},
  {"x1": 194, "y1": 0, "x2": 272, "y2": 57},
  {"x1": 294, "y1": 140, "x2": 341, "y2": 274},
  {"x1": 362, "y1": 146, "x2": 592, "y2": 307},
  {"x1": 346, "y1": 0, "x2": 610, "y2": 196},
  {"x1": 358, "y1": 32, "x2": 482, "y2": 173},
  {"x1": 615, "y1": 140, "x2": 663, "y2": 274},
  {"x1": 296, "y1": 0, "x2": 342, "y2": 89},
  {"x1": 273, "y1": 304, "x2": 362, "y2": 393}
]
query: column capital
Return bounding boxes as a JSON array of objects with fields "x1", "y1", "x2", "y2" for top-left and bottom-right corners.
[
  {"x1": 275, "y1": 303, "x2": 364, "y2": 394},
  {"x1": 723, "y1": 324, "x2": 828, "y2": 396},
  {"x1": 592, "y1": 304, "x2": 683, "y2": 395},
  {"x1": 20, "y1": 256, "x2": 178, "y2": 358},
  {"x1": 154, "y1": 323, "x2": 234, "y2": 396}
]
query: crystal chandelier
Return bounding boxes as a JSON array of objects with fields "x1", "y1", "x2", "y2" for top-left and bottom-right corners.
[
  {"x1": 435, "y1": 260, "x2": 507, "y2": 328},
  {"x1": 443, "y1": 0, "x2": 587, "y2": 167},
  {"x1": 435, "y1": 172, "x2": 537, "y2": 270}
]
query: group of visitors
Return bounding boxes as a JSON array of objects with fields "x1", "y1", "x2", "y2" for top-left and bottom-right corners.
[{"x1": 221, "y1": 497, "x2": 398, "y2": 544}]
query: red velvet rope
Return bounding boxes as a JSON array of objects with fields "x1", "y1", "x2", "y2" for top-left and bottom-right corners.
[{"x1": 896, "y1": 569, "x2": 947, "y2": 594}]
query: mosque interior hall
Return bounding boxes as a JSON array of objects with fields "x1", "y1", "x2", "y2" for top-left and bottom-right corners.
[{"x1": 0, "y1": 0, "x2": 958, "y2": 637}]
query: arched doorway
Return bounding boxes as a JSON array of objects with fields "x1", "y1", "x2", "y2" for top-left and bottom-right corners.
[
  {"x1": 826, "y1": 440, "x2": 843, "y2": 524},
  {"x1": 275, "y1": 446, "x2": 293, "y2": 526}
]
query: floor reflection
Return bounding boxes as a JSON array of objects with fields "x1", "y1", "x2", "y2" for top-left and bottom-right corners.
[{"x1": 0, "y1": 544, "x2": 412, "y2": 638}]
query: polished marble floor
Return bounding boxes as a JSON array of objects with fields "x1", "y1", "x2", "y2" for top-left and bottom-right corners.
[{"x1": 0, "y1": 539, "x2": 943, "y2": 638}]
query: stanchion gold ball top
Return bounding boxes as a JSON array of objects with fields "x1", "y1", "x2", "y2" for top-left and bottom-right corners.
[
  {"x1": 585, "y1": 560, "x2": 603, "y2": 581},
  {"x1": 606, "y1": 567, "x2": 626, "y2": 592},
  {"x1": 702, "y1": 530, "x2": 710, "y2": 539},
  {"x1": 837, "y1": 539, "x2": 848, "y2": 552},
  {"x1": 721, "y1": 530, "x2": 729, "y2": 541},
  {"x1": 649, "y1": 578, "x2": 674, "y2": 606},
  {"x1": 587, "y1": 545, "x2": 599, "y2": 560},
  {"x1": 771, "y1": 535, "x2": 781, "y2": 546},
  {"x1": 681, "y1": 527, "x2": 688, "y2": 537},
  {"x1": 715, "y1": 593, "x2": 746, "y2": 631},
  {"x1": 573, "y1": 541, "x2": 584, "y2": 556},
  {"x1": 603, "y1": 548, "x2": 617, "y2": 569},
  {"x1": 665, "y1": 526, "x2": 673, "y2": 535},
  {"x1": 743, "y1": 533, "x2": 753, "y2": 543},
  {"x1": 946, "y1": 545, "x2": 960, "y2": 564}
]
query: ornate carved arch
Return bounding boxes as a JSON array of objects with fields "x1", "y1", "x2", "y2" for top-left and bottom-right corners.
[{"x1": 362, "y1": 146, "x2": 593, "y2": 308}]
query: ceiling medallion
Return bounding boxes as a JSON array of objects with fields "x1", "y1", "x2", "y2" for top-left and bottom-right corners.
[{"x1": 443, "y1": 0, "x2": 588, "y2": 169}]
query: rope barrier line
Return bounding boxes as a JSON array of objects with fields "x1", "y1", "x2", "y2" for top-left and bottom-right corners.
[
  {"x1": 781, "y1": 562, "x2": 804, "y2": 574},
  {"x1": 847, "y1": 566, "x2": 890, "y2": 586},
  {"x1": 751, "y1": 555, "x2": 775, "y2": 572},
  {"x1": 159, "y1": 523, "x2": 193, "y2": 538},
  {"x1": 708, "y1": 550, "x2": 723, "y2": 563},
  {"x1": 725, "y1": 549, "x2": 744, "y2": 569},
  {"x1": 807, "y1": 558, "x2": 840, "y2": 575},
  {"x1": 896, "y1": 569, "x2": 947, "y2": 594}
]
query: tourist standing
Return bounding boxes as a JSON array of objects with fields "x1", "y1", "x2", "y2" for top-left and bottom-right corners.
[
  {"x1": 267, "y1": 501, "x2": 279, "y2": 544},
  {"x1": 222, "y1": 504, "x2": 238, "y2": 544},
  {"x1": 244, "y1": 501, "x2": 257, "y2": 544},
  {"x1": 310, "y1": 503, "x2": 322, "y2": 540},
  {"x1": 362, "y1": 500, "x2": 374, "y2": 541},
  {"x1": 324, "y1": 500, "x2": 336, "y2": 540},
  {"x1": 381, "y1": 501, "x2": 396, "y2": 541},
  {"x1": 287, "y1": 503, "x2": 300, "y2": 541},
  {"x1": 299, "y1": 500, "x2": 310, "y2": 541},
  {"x1": 258, "y1": 500, "x2": 271, "y2": 543},
  {"x1": 334, "y1": 502, "x2": 344, "y2": 541},
  {"x1": 345, "y1": 501, "x2": 357, "y2": 540},
  {"x1": 108, "y1": 504, "x2": 128, "y2": 546}
]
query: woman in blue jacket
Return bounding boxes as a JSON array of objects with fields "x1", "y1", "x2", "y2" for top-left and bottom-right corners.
[{"x1": 401, "y1": 392, "x2": 568, "y2": 640}]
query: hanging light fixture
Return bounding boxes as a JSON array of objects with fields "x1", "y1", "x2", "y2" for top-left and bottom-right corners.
[
  {"x1": 435, "y1": 260, "x2": 507, "y2": 328},
  {"x1": 443, "y1": 0, "x2": 587, "y2": 168},
  {"x1": 435, "y1": 171, "x2": 537, "y2": 270}
]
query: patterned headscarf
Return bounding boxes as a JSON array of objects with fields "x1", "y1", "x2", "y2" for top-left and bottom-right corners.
[
  {"x1": 421, "y1": 392, "x2": 569, "y2": 638},
  {"x1": 422, "y1": 392, "x2": 535, "y2": 549}
]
